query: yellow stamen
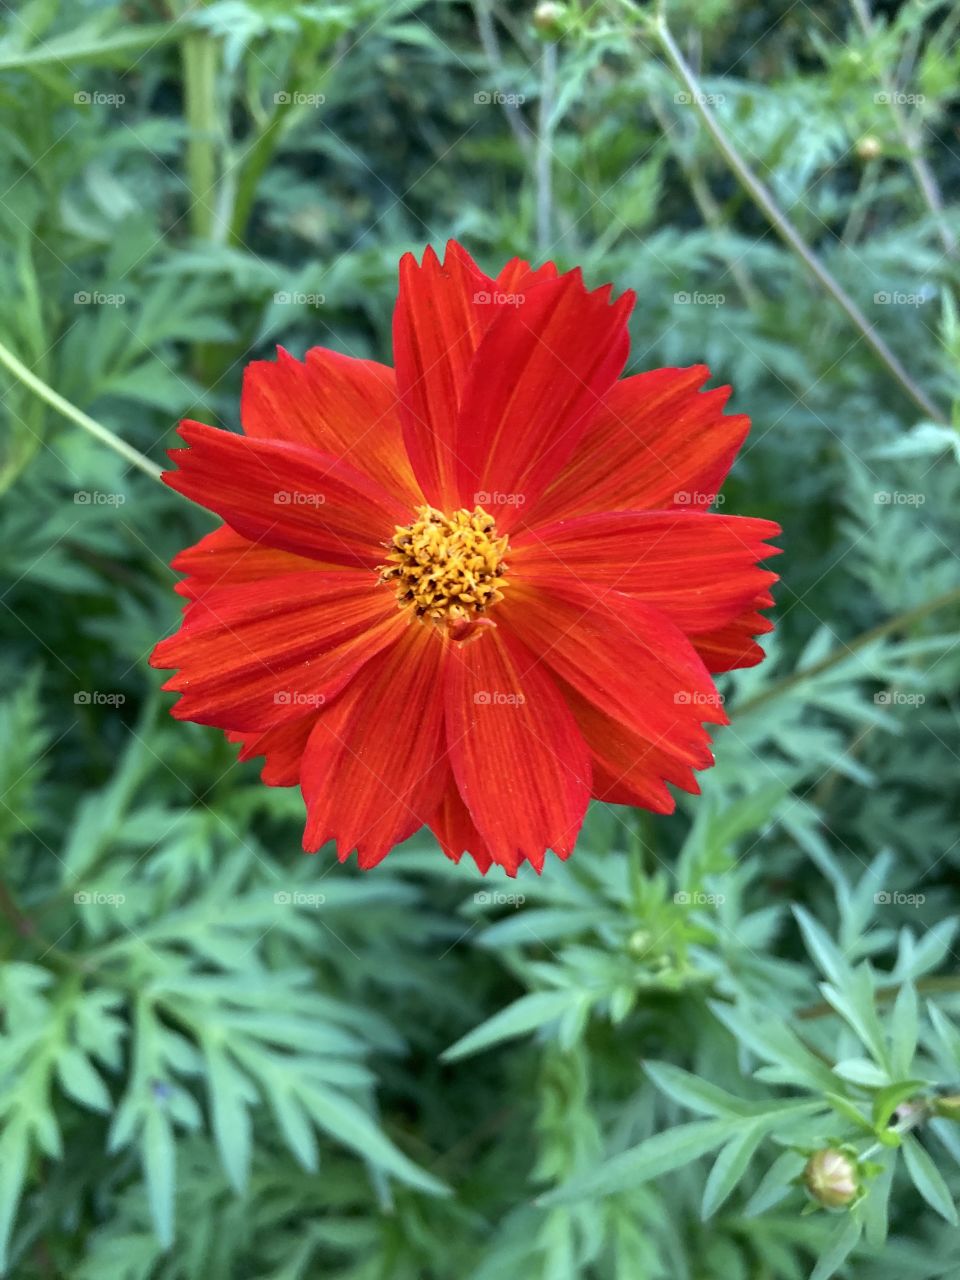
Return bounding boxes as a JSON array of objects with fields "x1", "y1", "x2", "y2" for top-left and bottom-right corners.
[{"x1": 378, "y1": 505, "x2": 509, "y2": 631}]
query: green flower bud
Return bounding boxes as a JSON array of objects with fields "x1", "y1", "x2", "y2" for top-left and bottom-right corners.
[
  {"x1": 627, "y1": 928, "x2": 650, "y2": 955},
  {"x1": 857, "y1": 135, "x2": 883, "y2": 160},
  {"x1": 533, "y1": 2, "x2": 567, "y2": 40},
  {"x1": 803, "y1": 1148, "x2": 859, "y2": 1208}
]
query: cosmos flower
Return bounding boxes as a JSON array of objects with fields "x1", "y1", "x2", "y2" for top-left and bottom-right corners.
[{"x1": 151, "y1": 242, "x2": 780, "y2": 875}]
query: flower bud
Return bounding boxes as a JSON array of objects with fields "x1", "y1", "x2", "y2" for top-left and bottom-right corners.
[
  {"x1": 627, "y1": 928, "x2": 650, "y2": 956},
  {"x1": 857, "y1": 135, "x2": 883, "y2": 160},
  {"x1": 533, "y1": 2, "x2": 567, "y2": 40},
  {"x1": 803, "y1": 1148, "x2": 859, "y2": 1208}
]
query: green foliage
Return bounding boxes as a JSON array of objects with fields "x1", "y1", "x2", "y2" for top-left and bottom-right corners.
[{"x1": 1, "y1": 0, "x2": 960, "y2": 1276}]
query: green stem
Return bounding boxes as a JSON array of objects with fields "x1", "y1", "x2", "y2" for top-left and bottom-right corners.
[
  {"x1": 647, "y1": 94, "x2": 762, "y2": 309},
  {"x1": 652, "y1": 13, "x2": 946, "y2": 424},
  {"x1": 850, "y1": 0, "x2": 956, "y2": 257},
  {"x1": 536, "y1": 41, "x2": 558, "y2": 254},
  {"x1": 859, "y1": 1105, "x2": 928, "y2": 1161},
  {"x1": 0, "y1": 880, "x2": 30, "y2": 946},
  {"x1": 841, "y1": 157, "x2": 881, "y2": 246},
  {"x1": 0, "y1": 339, "x2": 163, "y2": 482},
  {"x1": 229, "y1": 51, "x2": 335, "y2": 247},
  {"x1": 473, "y1": 0, "x2": 532, "y2": 155},
  {"x1": 229, "y1": 109, "x2": 286, "y2": 247},
  {"x1": 182, "y1": 29, "x2": 220, "y2": 241},
  {"x1": 0, "y1": 881, "x2": 82, "y2": 974},
  {"x1": 798, "y1": 975, "x2": 960, "y2": 1022},
  {"x1": 735, "y1": 584, "x2": 960, "y2": 717}
]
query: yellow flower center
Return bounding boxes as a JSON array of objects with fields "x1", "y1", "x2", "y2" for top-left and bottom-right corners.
[{"x1": 379, "y1": 505, "x2": 509, "y2": 628}]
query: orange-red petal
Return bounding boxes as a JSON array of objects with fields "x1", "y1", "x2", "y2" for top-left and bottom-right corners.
[
  {"x1": 444, "y1": 627, "x2": 591, "y2": 875},
  {"x1": 300, "y1": 623, "x2": 448, "y2": 867},
  {"x1": 531, "y1": 366, "x2": 749, "y2": 525},
  {"x1": 453, "y1": 273, "x2": 634, "y2": 527},
  {"x1": 227, "y1": 716, "x2": 317, "y2": 786},
  {"x1": 565, "y1": 686, "x2": 701, "y2": 813},
  {"x1": 429, "y1": 785, "x2": 494, "y2": 874},
  {"x1": 512, "y1": 510, "x2": 780, "y2": 634},
  {"x1": 171, "y1": 525, "x2": 320, "y2": 601},
  {"x1": 392, "y1": 242, "x2": 495, "y2": 508},
  {"x1": 691, "y1": 597, "x2": 776, "y2": 673},
  {"x1": 241, "y1": 347, "x2": 420, "y2": 507},
  {"x1": 150, "y1": 571, "x2": 403, "y2": 732},
  {"x1": 500, "y1": 585, "x2": 726, "y2": 776},
  {"x1": 493, "y1": 257, "x2": 559, "y2": 294},
  {"x1": 165, "y1": 421, "x2": 408, "y2": 567}
]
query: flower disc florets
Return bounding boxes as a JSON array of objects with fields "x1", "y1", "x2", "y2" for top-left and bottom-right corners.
[{"x1": 380, "y1": 504, "x2": 508, "y2": 626}]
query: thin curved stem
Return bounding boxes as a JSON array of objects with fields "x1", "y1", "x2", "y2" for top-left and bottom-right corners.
[
  {"x1": 798, "y1": 974, "x2": 960, "y2": 1022},
  {"x1": 735, "y1": 584, "x2": 960, "y2": 717},
  {"x1": 653, "y1": 14, "x2": 947, "y2": 424},
  {"x1": 229, "y1": 108, "x2": 286, "y2": 246},
  {"x1": 0, "y1": 339, "x2": 163, "y2": 482},
  {"x1": 0, "y1": 881, "x2": 81, "y2": 974},
  {"x1": 473, "y1": 0, "x2": 532, "y2": 155},
  {"x1": 536, "y1": 40, "x2": 558, "y2": 255},
  {"x1": 851, "y1": 0, "x2": 956, "y2": 257},
  {"x1": 647, "y1": 93, "x2": 762, "y2": 309}
]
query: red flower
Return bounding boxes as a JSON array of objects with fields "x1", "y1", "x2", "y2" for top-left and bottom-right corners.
[{"x1": 151, "y1": 242, "x2": 780, "y2": 875}]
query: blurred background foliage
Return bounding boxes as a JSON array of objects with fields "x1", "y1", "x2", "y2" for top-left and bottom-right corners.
[{"x1": 1, "y1": 0, "x2": 960, "y2": 1276}]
